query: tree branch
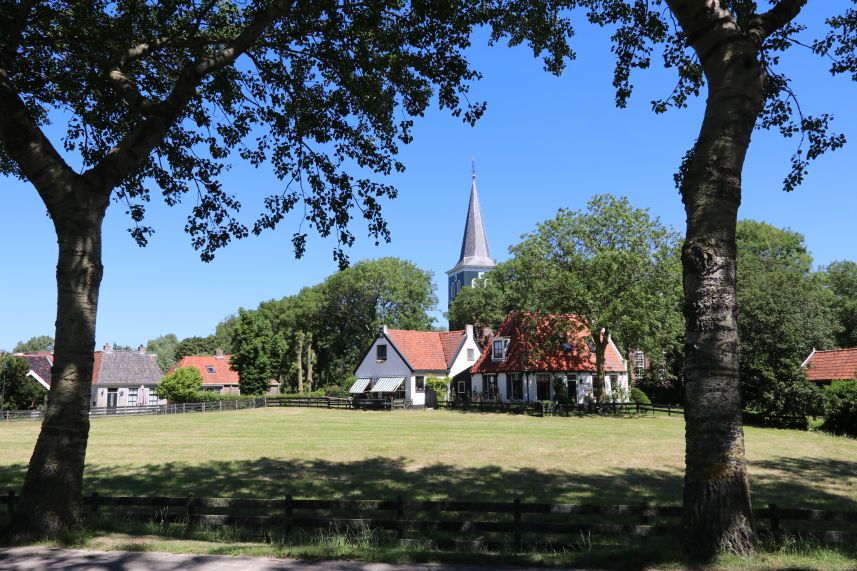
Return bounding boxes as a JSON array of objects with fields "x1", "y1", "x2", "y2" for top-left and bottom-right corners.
[
  {"x1": 0, "y1": 72, "x2": 79, "y2": 212},
  {"x1": 89, "y1": 0, "x2": 294, "y2": 190},
  {"x1": 747, "y1": 0, "x2": 808, "y2": 45}
]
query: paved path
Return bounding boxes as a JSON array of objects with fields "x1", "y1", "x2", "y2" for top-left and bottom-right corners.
[{"x1": 0, "y1": 547, "x2": 588, "y2": 571}]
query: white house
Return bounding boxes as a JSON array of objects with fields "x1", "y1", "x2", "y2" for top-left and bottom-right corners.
[
  {"x1": 469, "y1": 312, "x2": 629, "y2": 403},
  {"x1": 353, "y1": 324, "x2": 482, "y2": 406}
]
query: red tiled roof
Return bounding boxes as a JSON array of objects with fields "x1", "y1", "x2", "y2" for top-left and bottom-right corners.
[
  {"x1": 174, "y1": 355, "x2": 240, "y2": 385},
  {"x1": 92, "y1": 351, "x2": 103, "y2": 385},
  {"x1": 471, "y1": 312, "x2": 626, "y2": 374},
  {"x1": 385, "y1": 329, "x2": 465, "y2": 371},
  {"x1": 804, "y1": 348, "x2": 857, "y2": 382}
]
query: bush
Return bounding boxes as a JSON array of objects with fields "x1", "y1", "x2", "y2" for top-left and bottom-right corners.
[
  {"x1": 823, "y1": 380, "x2": 857, "y2": 437},
  {"x1": 426, "y1": 377, "x2": 450, "y2": 402},
  {"x1": 629, "y1": 387, "x2": 651, "y2": 405},
  {"x1": 156, "y1": 366, "x2": 203, "y2": 403}
]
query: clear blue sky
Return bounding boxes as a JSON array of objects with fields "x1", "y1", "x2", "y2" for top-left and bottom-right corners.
[{"x1": 1, "y1": 4, "x2": 855, "y2": 351}]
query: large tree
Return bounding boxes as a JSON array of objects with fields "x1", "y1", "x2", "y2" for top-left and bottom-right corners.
[
  {"x1": 490, "y1": 195, "x2": 684, "y2": 401},
  {"x1": 823, "y1": 260, "x2": 857, "y2": 348},
  {"x1": 736, "y1": 220, "x2": 835, "y2": 422},
  {"x1": 230, "y1": 310, "x2": 284, "y2": 395},
  {"x1": 145, "y1": 333, "x2": 180, "y2": 372},
  {"x1": 0, "y1": 0, "x2": 571, "y2": 536}
]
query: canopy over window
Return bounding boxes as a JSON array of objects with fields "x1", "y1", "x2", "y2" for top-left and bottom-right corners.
[
  {"x1": 349, "y1": 378, "x2": 371, "y2": 394},
  {"x1": 370, "y1": 377, "x2": 405, "y2": 393}
]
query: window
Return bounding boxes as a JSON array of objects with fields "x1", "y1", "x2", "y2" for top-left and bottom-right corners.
[
  {"x1": 634, "y1": 350, "x2": 645, "y2": 379},
  {"x1": 457, "y1": 381, "x2": 465, "y2": 394},
  {"x1": 206, "y1": 366, "x2": 216, "y2": 374},
  {"x1": 566, "y1": 376, "x2": 578, "y2": 403},
  {"x1": 507, "y1": 373, "x2": 523, "y2": 400},
  {"x1": 609, "y1": 375, "x2": 619, "y2": 392},
  {"x1": 415, "y1": 376, "x2": 425, "y2": 393},
  {"x1": 128, "y1": 388, "x2": 138, "y2": 406},
  {"x1": 376, "y1": 344, "x2": 387, "y2": 361},
  {"x1": 467, "y1": 348, "x2": 475, "y2": 361},
  {"x1": 486, "y1": 375, "x2": 498, "y2": 399},
  {"x1": 148, "y1": 389, "x2": 159, "y2": 405},
  {"x1": 492, "y1": 338, "x2": 508, "y2": 361},
  {"x1": 536, "y1": 373, "x2": 551, "y2": 401}
]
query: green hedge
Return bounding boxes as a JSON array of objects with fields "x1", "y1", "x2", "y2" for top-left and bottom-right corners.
[{"x1": 823, "y1": 380, "x2": 857, "y2": 437}]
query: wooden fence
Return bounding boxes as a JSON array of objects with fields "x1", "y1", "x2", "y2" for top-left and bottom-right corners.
[
  {"x1": 2, "y1": 491, "x2": 854, "y2": 549},
  {"x1": 439, "y1": 400, "x2": 684, "y2": 417},
  {"x1": 0, "y1": 397, "x2": 269, "y2": 422}
]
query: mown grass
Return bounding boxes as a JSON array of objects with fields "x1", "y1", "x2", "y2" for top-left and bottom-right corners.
[{"x1": 2, "y1": 408, "x2": 856, "y2": 569}]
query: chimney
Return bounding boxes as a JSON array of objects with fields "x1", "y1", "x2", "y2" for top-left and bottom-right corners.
[
  {"x1": 103, "y1": 343, "x2": 113, "y2": 353},
  {"x1": 138, "y1": 345, "x2": 146, "y2": 353},
  {"x1": 380, "y1": 325, "x2": 388, "y2": 335},
  {"x1": 215, "y1": 348, "x2": 224, "y2": 359},
  {"x1": 465, "y1": 324, "x2": 474, "y2": 338}
]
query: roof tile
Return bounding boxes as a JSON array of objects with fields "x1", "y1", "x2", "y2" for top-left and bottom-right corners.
[
  {"x1": 386, "y1": 329, "x2": 465, "y2": 371},
  {"x1": 804, "y1": 348, "x2": 857, "y2": 382}
]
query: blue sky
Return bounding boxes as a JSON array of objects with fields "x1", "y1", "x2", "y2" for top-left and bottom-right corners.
[{"x1": 1, "y1": 4, "x2": 855, "y2": 351}]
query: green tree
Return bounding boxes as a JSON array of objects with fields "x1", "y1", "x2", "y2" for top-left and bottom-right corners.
[
  {"x1": 174, "y1": 336, "x2": 218, "y2": 361},
  {"x1": 447, "y1": 277, "x2": 509, "y2": 345},
  {"x1": 736, "y1": 220, "x2": 835, "y2": 422},
  {"x1": 155, "y1": 366, "x2": 203, "y2": 403},
  {"x1": 230, "y1": 310, "x2": 284, "y2": 395},
  {"x1": 145, "y1": 334, "x2": 180, "y2": 373},
  {"x1": 1, "y1": 355, "x2": 48, "y2": 410},
  {"x1": 0, "y1": 1, "x2": 570, "y2": 535},
  {"x1": 315, "y1": 257, "x2": 438, "y2": 382},
  {"x1": 823, "y1": 260, "x2": 857, "y2": 348},
  {"x1": 503, "y1": 195, "x2": 683, "y2": 402},
  {"x1": 12, "y1": 336, "x2": 54, "y2": 354}
]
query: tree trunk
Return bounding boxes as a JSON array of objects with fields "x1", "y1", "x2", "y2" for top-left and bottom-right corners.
[
  {"x1": 679, "y1": 35, "x2": 764, "y2": 560},
  {"x1": 592, "y1": 329, "x2": 608, "y2": 402},
  {"x1": 295, "y1": 333, "x2": 303, "y2": 394},
  {"x1": 13, "y1": 194, "x2": 107, "y2": 536},
  {"x1": 306, "y1": 337, "x2": 313, "y2": 392}
]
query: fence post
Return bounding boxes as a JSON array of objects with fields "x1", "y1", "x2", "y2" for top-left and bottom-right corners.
[
  {"x1": 90, "y1": 491, "x2": 100, "y2": 516},
  {"x1": 202, "y1": 401, "x2": 206, "y2": 413},
  {"x1": 513, "y1": 498, "x2": 522, "y2": 550},
  {"x1": 186, "y1": 496, "x2": 195, "y2": 530},
  {"x1": 219, "y1": 401, "x2": 222, "y2": 412},
  {"x1": 285, "y1": 493, "x2": 293, "y2": 537},
  {"x1": 396, "y1": 494, "x2": 405, "y2": 540},
  {"x1": 768, "y1": 503, "x2": 780, "y2": 540}
]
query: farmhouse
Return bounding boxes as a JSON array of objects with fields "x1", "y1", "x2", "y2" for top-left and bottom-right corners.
[
  {"x1": 353, "y1": 325, "x2": 481, "y2": 406},
  {"x1": 173, "y1": 348, "x2": 281, "y2": 395},
  {"x1": 90, "y1": 344, "x2": 166, "y2": 408},
  {"x1": 802, "y1": 348, "x2": 857, "y2": 384},
  {"x1": 469, "y1": 312, "x2": 628, "y2": 403}
]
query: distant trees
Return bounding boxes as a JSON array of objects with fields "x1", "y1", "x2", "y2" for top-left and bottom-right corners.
[
  {"x1": 230, "y1": 310, "x2": 284, "y2": 395},
  {"x1": 736, "y1": 221, "x2": 835, "y2": 422},
  {"x1": 174, "y1": 336, "x2": 219, "y2": 361},
  {"x1": 155, "y1": 367, "x2": 203, "y2": 403},
  {"x1": 12, "y1": 336, "x2": 54, "y2": 354},
  {"x1": 0, "y1": 355, "x2": 47, "y2": 410},
  {"x1": 145, "y1": 334, "x2": 179, "y2": 373},
  {"x1": 823, "y1": 261, "x2": 857, "y2": 349}
]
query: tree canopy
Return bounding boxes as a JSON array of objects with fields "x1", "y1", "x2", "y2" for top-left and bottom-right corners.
[
  {"x1": 12, "y1": 336, "x2": 54, "y2": 354},
  {"x1": 230, "y1": 310, "x2": 284, "y2": 395},
  {"x1": 155, "y1": 366, "x2": 203, "y2": 403}
]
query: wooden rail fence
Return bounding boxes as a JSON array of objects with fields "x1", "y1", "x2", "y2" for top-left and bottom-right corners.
[{"x1": 2, "y1": 492, "x2": 854, "y2": 548}]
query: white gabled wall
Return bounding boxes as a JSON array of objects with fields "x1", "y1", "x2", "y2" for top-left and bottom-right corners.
[
  {"x1": 355, "y1": 335, "x2": 412, "y2": 380},
  {"x1": 448, "y1": 331, "x2": 481, "y2": 378}
]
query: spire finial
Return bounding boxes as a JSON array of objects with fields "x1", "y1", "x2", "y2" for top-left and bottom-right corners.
[{"x1": 471, "y1": 157, "x2": 476, "y2": 180}]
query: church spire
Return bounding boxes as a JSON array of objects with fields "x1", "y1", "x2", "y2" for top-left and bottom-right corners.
[{"x1": 451, "y1": 169, "x2": 495, "y2": 271}]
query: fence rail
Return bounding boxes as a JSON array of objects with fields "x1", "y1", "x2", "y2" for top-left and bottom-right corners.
[
  {"x1": 2, "y1": 492, "x2": 853, "y2": 548},
  {"x1": 1, "y1": 397, "x2": 270, "y2": 421}
]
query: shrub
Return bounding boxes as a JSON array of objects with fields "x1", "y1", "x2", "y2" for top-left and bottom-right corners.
[
  {"x1": 823, "y1": 380, "x2": 857, "y2": 437},
  {"x1": 156, "y1": 366, "x2": 203, "y2": 403},
  {"x1": 629, "y1": 387, "x2": 651, "y2": 405},
  {"x1": 425, "y1": 377, "x2": 450, "y2": 401}
]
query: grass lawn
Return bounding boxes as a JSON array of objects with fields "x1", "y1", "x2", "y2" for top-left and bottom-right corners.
[{"x1": 2, "y1": 408, "x2": 856, "y2": 569}]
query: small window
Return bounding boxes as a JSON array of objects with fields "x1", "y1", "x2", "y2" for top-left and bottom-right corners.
[
  {"x1": 206, "y1": 366, "x2": 216, "y2": 374},
  {"x1": 376, "y1": 344, "x2": 387, "y2": 361},
  {"x1": 492, "y1": 339, "x2": 508, "y2": 361},
  {"x1": 128, "y1": 388, "x2": 138, "y2": 406},
  {"x1": 467, "y1": 348, "x2": 475, "y2": 361},
  {"x1": 457, "y1": 381, "x2": 465, "y2": 394},
  {"x1": 148, "y1": 389, "x2": 159, "y2": 405},
  {"x1": 415, "y1": 376, "x2": 425, "y2": 393}
]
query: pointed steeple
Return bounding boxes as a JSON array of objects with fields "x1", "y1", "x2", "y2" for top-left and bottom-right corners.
[{"x1": 451, "y1": 172, "x2": 495, "y2": 271}]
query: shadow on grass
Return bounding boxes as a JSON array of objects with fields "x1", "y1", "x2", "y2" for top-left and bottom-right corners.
[{"x1": 2, "y1": 456, "x2": 856, "y2": 570}]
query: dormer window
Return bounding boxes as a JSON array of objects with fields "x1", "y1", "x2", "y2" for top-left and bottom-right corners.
[
  {"x1": 492, "y1": 338, "x2": 509, "y2": 361},
  {"x1": 376, "y1": 344, "x2": 387, "y2": 361}
]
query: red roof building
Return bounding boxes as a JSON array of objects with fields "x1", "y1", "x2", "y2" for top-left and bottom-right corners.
[
  {"x1": 802, "y1": 348, "x2": 857, "y2": 383},
  {"x1": 469, "y1": 312, "x2": 629, "y2": 403},
  {"x1": 173, "y1": 349, "x2": 280, "y2": 395}
]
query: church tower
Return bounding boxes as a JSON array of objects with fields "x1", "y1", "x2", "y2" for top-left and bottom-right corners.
[{"x1": 447, "y1": 168, "x2": 496, "y2": 312}]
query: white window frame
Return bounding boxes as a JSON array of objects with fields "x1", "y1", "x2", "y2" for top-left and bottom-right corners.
[{"x1": 491, "y1": 338, "x2": 509, "y2": 361}]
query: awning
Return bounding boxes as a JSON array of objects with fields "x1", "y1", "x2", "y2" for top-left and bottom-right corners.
[
  {"x1": 370, "y1": 376, "x2": 405, "y2": 393},
  {"x1": 349, "y1": 378, "x2": 371, "y2": 394}
]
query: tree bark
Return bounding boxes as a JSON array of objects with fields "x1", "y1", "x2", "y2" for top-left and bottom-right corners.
[
  {"x1": 13, "y1": 185, "x2": 108, "y2": 536},
  {"x1": 675, "y1": 13, "x2": 766, "y2": 559}
]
